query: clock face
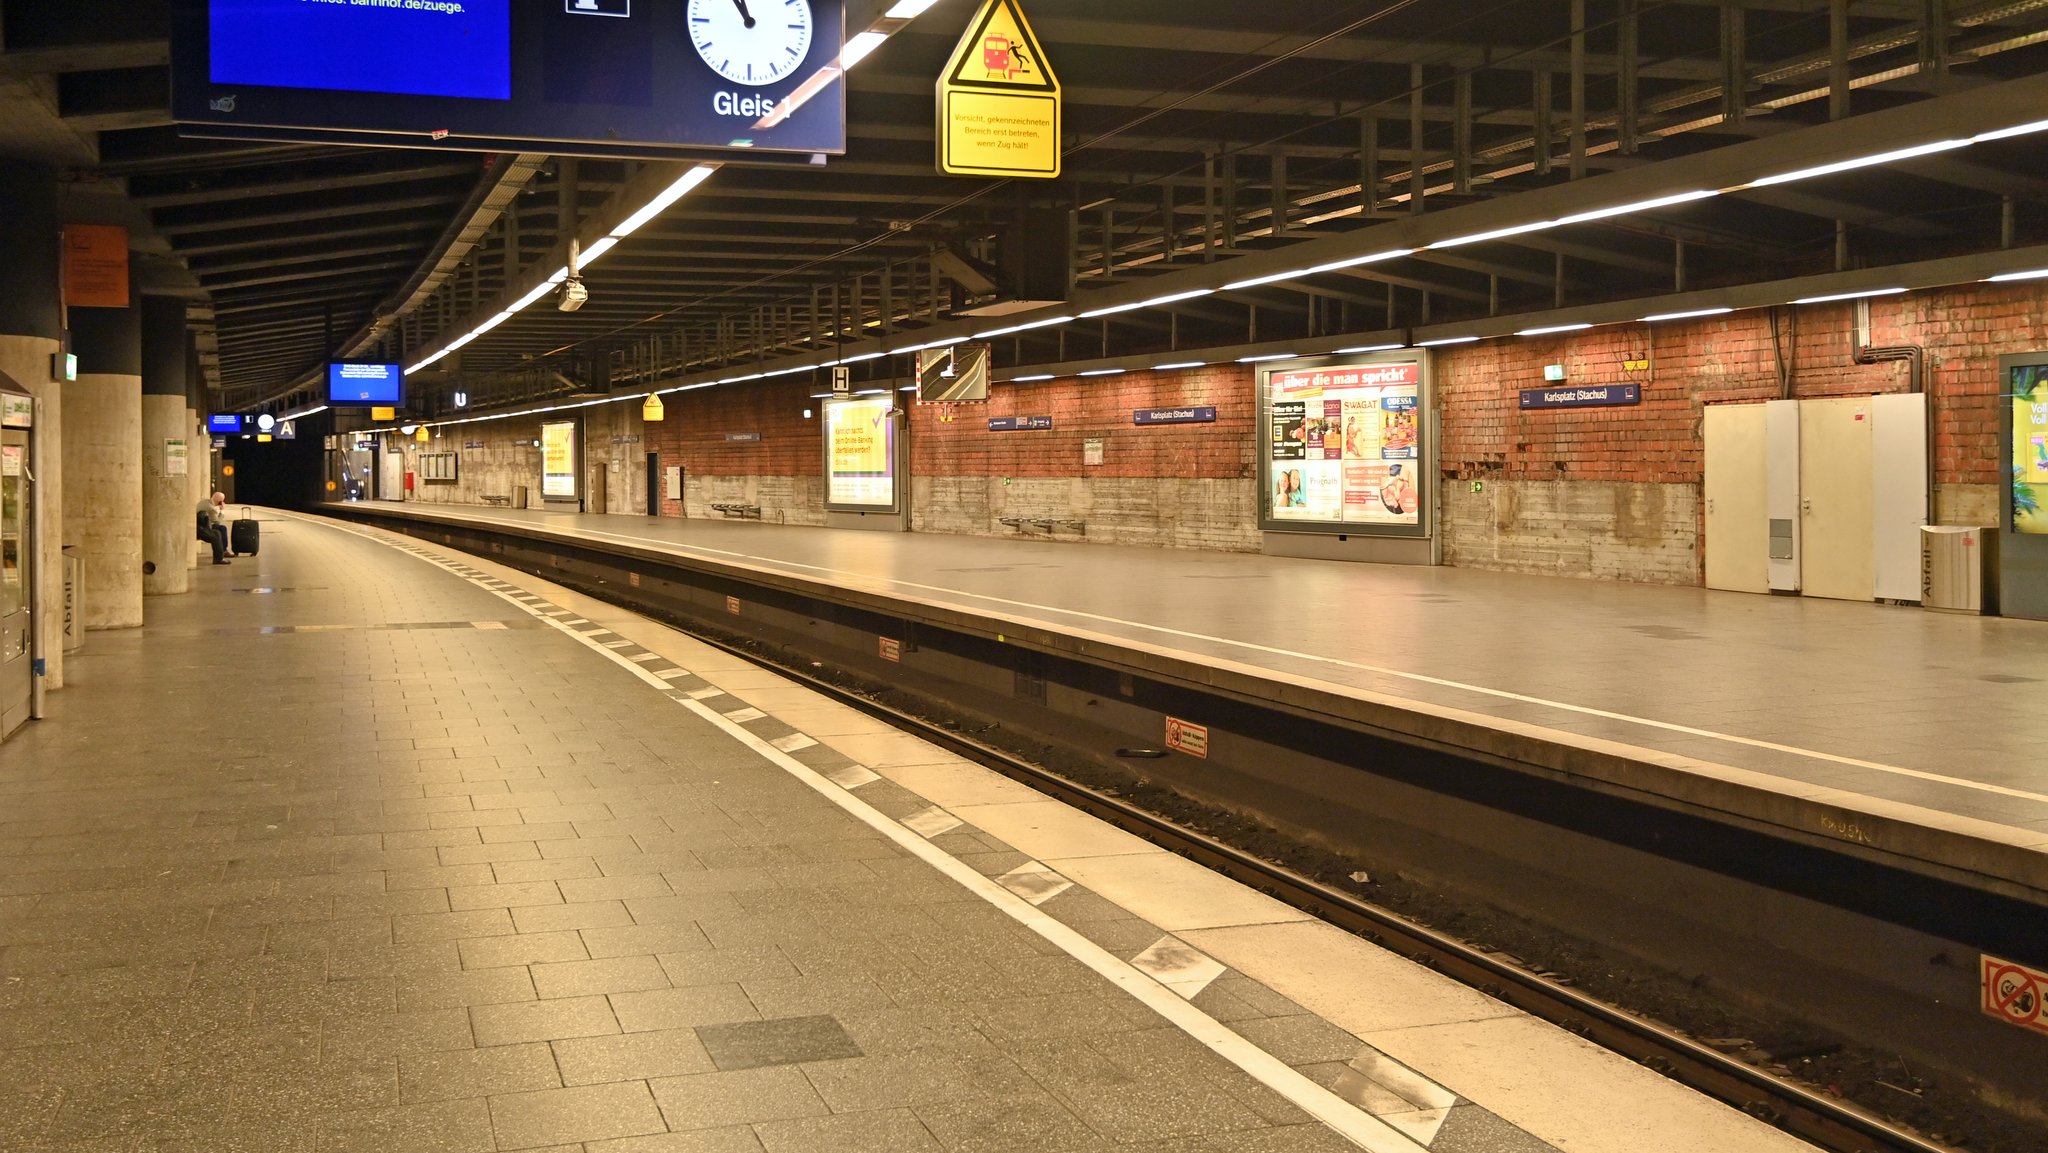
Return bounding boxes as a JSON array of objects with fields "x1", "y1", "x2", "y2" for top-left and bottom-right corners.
[{"x1": 687, "y1": 0, "x2": 814, "y2": 88}]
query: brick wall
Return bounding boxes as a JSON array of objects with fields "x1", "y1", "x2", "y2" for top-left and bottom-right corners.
[
  {"x1": 641, "y1": 380, "x2": 825, "y2": 523},
  {"x1": 906, "y1": 366, "x2": 1260, "y2": 550},
  {"x1": 1434, "y1": 283, "x2": 2044, "y2": 582}
]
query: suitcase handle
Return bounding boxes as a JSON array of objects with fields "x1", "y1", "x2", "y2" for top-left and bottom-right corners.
[{"x1": 238, "y1": 507, "x2": 255, "y2": 520}]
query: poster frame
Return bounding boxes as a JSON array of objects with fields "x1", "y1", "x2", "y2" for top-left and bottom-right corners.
[
  {"x1": 821, "y1": 394, "x2": 903, "y2": 515},
  {"x1": 540, "y1": 419, "x2": 579, "y2": 501},
  {"x1": 1999, "y1": 351, "x2": 2048, "y2": 620},
  {"x1": 1256, "y1": 353, "x2": 1433, "y2": 540}
]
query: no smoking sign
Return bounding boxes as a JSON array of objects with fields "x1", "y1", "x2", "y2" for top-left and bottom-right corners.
[{"x1": 1981, "y1": 954, "x2": 2048, "y2": 1035}]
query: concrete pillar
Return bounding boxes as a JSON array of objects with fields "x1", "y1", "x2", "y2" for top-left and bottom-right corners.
[
  {"x1": 141, "y1": 296, "x2": 190, "y2": 596},
  {"x1": 0, "y1": 161, "x2": 67, "y2": 688},
  {"x1": 186, "y1": 345, "x2": 206, "y2": 570},
  {"x1": 66, "y1": 287, "x2": 144, "y2": 630}
]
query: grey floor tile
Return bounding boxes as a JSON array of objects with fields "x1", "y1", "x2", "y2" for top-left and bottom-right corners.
[{"x1": 696, "y1": 1014, "x2": 861, "y2": 1071}]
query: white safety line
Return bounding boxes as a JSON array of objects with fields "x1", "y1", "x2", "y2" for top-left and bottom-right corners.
[
  {"x1": 332, "y1": 516, "x2": 1427, "y2": 1153},
  {"x1": 438, "y1": 514, "x2": 2048, "y2": 810}
]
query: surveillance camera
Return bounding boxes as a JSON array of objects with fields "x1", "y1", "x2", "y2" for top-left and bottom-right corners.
[{"x1": 558, "y1": 278, "x2": 589, "y2": 312}]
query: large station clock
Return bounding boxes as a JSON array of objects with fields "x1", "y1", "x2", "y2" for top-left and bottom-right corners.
[{"x1": 686, "y1": 0, "x2": 815, "y2": 87}]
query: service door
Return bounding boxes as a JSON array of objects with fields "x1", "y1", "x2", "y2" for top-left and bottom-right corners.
[
  {"x1": 379, "y1": 445, "x2": 405, "y2": 501},
  {"x1": 1799, "y1": 396, "x2": 1876, "y2": 601},
  {"x1": 2, "y1": 426, "x2": 33, "y2": 739},
  {"x1": 1704, "y1": 404, "x2": 1769, "y2": 593},
  {"x1": 587, "y1": 463, "x2": 608, "y2": 514}
]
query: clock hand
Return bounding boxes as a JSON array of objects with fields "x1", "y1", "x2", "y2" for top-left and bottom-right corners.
[{"x1": 731, "y1": 0, "x2": 757, "y2": 28}]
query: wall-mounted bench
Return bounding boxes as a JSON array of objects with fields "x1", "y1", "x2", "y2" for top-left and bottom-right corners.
[
  {"x1": 710, "y1": 502, "x2": 762, "y2": 519},
  {"x1": 480, "y1": 494, "x2": 513, "y2": 507},
  {"x1": 998, "y1": 516, "x2": 1086, "y2": 536}
]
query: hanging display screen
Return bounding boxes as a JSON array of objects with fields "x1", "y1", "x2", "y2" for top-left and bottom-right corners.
[
  {"x1": 171, "y1": 0, "x2": 847, "y2": 158},
  {"x1": 541, "y1": 420, "x2": 578, "y2": 499},
  {"x1": 823, "y1": 395, "x2": 898, "y2": 511},
  {"x1": 1261, "y1": 360, "x2": 1425, "y2": 534}
]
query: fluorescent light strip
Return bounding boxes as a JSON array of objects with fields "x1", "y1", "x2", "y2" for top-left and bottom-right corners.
[
  {"x1": 1238, "y1": 353, "x2": 1297, "y2": 363},
  {"x1": 884, "y1": 0, "x2": 940, "y2": 15},
  {"x1": 1986, "y1": 268, "x2": 2048, "y2": 283},
  {"x1": 1009, "y1": 374, "x2": 1056, "y2": 382},
  {"x1": 1516, "y1": 323, "x2": 1593, "y2": 336},
  {"x1": 510, "y1": 282, "x2": 556, "y2": 312},
  {"x1": 1153, "y1": 361, "x2": 1207, "y2": 370},
  {"x1": 839, "y1": 351, "x2": 886, "y2": 363},
  {"x1": 1078, "y1": 368, "x2": 1125, "y2": 377},
  {"x1": 1553, "y1": 190, "x2": 1715, "y2": 227},
  {"x1": 1304, "y1": 248, "x2": 1414, "y2": 274},
  {"x1": 472, "y1": 311, "x2": 514, "y2": 336},
  {"x1": 1417, "y1": 335, "x2": 1480, "y2": 346},
  {"x1": 975, "y1": 315, "x2": 1072, "y2": 338},
  {"x1": 609, "y1": 166, "x2": 716, "y2": 238},
  {"x1": 1750, "y1": 139, "x2": 1970, "y2": 187},
  {"x1": 1433, "y1": 219, "x2": 1557, "y2": 249},
  {"x1": 1973, "y1": 117, "x2": 2048, "y2": 143},
  {"x1": 1640, "y1": 307, "x2": 1733, "y2": 322},
  {"x1": 1336, "y1": 343, "x2": 1406, "y2": 353},
  {"x1": 579, "y1": 236, "x2": 620, "y2": 265},
  {"x1": 1223, "y1": 268, "x2": 1313, "y2": 291},
  {"x1": 840, "y1": 30, "x2": 888, "y2": 69},
  {"x1": 1079, "y1": 288, "x2": 1217, "y2": 318},
  {"x1": 1791, "y1": 287, "x2": 1906, "y2": 305}
]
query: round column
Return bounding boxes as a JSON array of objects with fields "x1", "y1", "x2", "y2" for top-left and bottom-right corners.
[
  {"x1": 66, "y1": 285, "x2": 144, "y2": 630},
  {"x1": 0, "y1": 161, "x2": 66, "y2": 687},
  {"x1": 141, "y1": 296, "x2": 190, "y2": 596}
]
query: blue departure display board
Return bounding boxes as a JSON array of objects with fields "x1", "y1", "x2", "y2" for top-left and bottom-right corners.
[
  {"x1": 171, "y1": 0, "x2": 847, "y2": 158},
  {"x1": 207, "y1": 414, "x2": 243, "y2": 434},
  {"x1": 209, "y1": 0, "x2": 512, "y2": 101},
  {"x1": 328, "y1": 363, "x2": 405, "y2": 406}
]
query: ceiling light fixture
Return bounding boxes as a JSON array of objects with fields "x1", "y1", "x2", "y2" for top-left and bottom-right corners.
[
  {"x1": 1791, "y1": 287, "x2": 1907, "y2": 305},
  {"x1": 1335, "y1": 343, "x2": 1407, "y2": 354},
  {"x1": 1152, "y1": 361, "x2": 1207, "y2": 370},
  {"x1": 1516, "y1": 323, "x2": 1593, "y2": 336},
  {"x1": 1640, "y1": 307, "x2": 1733, "y2": 322},
  {"x1": 1237, "y1": 353, "x2": 1297, "y2": 362},
  {"x1": 1417, "y1": 335, "x2": 1480, "y2": 347}
]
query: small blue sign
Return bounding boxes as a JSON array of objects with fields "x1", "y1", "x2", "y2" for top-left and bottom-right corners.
[
  {"x1": 1133, "y1": 406, "x2": 1217, "y2": 426},
  {"x1": 989, "y1": 415, "x2": 1054, "y2": 431},
  {"x1": 208, "y1": 414, "x2": 243, "y2": 434},
  {"x1": 1382, "y1": 394, "x2": 1418, "y2": 412},
  {"x1": 1519, "y1": 383, "x2": 1641, "y2": 410}
]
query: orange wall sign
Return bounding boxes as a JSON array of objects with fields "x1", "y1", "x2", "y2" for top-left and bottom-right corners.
[{"x1": 64, "y1": 225, "x2": 130, "y2": 308}]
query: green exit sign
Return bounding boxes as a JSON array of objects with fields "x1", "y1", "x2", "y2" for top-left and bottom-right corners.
[
  {"x1": 53, "y1": 352, "x2": 76, "y2": 382},
  {"x1": 1542, "y1": 363, "x2": 1566, "y2": 382}
]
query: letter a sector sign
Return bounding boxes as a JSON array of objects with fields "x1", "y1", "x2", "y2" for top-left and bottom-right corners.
[{"x1": 938, "y1": 0, "x2": 1060, "y2": 179}]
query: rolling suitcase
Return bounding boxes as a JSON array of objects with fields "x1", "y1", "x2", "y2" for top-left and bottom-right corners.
[{"x1": 231, "y1": 508, "x2": 260, "y2": 557}]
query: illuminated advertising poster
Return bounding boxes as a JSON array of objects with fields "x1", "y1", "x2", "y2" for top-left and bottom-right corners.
[
  {"x1": 825, "y1": 395, "x2": 897, "y2": 509},
  {"x1": 1265, "y1": 361, "x2": 1422, "y2": 530},
  {"x1": 541, "y1": 420, "x2": 577, "y2": 499},
  {"x1": 2013, "y1": 363, "x2": 2048, "y2": 533}
]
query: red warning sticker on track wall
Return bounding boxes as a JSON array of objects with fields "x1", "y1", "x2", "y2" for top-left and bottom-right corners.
[
  {"x1": 1981, "y1": 954, "x2": 2048, "y2": 1036},
  {"x1": 1165, "y1": 717, "x2": 1209, "y2": 759}
]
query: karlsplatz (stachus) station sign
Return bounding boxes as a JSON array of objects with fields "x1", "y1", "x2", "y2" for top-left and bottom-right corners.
[{"x1": 937, "y1": 0, "x2": 1061, "y2": 179}]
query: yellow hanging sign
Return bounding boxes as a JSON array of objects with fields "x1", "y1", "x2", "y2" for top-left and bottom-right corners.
[
  {"x1": 937, "y1": 0, "x2": 1060, "y2": 180},
  {"x1": 371, "y1": 406, "x2": 396, "y2": 421},
  {"x1": 642, "y1": 394, "x2": 665, "y2": 422}
]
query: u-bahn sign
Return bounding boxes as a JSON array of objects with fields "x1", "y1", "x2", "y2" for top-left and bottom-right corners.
[{"x1": 937, "y1": 0, "x2": 1060, "y2": 179}]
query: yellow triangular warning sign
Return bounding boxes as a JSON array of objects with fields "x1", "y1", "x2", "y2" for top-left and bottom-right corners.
[{"x1": 942, "y1": 0, "x2": 1059, "y2": 94}]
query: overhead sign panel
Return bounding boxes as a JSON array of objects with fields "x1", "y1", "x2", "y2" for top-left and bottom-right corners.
[
  {"x1": 938, "y1": 0, "x2": 1060, "y2": 179},
  {"x1": 171, "y1": 0, "x2": 846, "y2": 159}
]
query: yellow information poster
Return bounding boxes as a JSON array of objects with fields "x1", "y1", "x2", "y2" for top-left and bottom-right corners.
[
  {"x1": 825, "y1": 396, "x2": 897, "y2": 509},
  {"x1": 541, "y1": 420, "x2": 577, "y2": 499},
  {"x1": 2014, "y1": 364, "x2": 2048, "y2": 533},
  {"x1": 937, "y1": 0, "x2": 1060, "y2": 179}
]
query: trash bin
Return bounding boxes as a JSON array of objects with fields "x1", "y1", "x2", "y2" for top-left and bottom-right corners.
[
  {"x1": 513, "y1": 485, "x2": 529, "y2": 509},
  {"x1": 61, "y1": 545, "x2": 82, "y2": 654},
  {"x1": 1921, "y1": 526, "x2": 1997, "y2": 614}
]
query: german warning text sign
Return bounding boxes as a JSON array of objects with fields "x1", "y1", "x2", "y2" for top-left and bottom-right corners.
[
  {"x1": 938, "y1": 0, "x2": 1060, "y2": 179},
  {"x1": 1982, "y1": 953, "x2": 2048, "y2": 1036}
]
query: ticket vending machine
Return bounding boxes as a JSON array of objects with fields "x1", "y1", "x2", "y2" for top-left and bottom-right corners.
[{"x1": 1, "y1": 385, "x2": 41, "y2": 741}]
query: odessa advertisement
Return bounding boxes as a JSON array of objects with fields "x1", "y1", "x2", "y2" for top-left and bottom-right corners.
[
  {"x1": 1266, "y1": 362, "x2": 1421, "y2": 528},
  {"x1": 2015, "y1": 363, "x2": 2048, "y2": 533}
]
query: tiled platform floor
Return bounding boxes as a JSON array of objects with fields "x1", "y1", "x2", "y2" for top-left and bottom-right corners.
[
  {"x1": 347, "y1": 504, "x2": 2048, "y2": 849},
  {"x1": 0, "y1": 512, "x2": 1814, "y2": 1152}
]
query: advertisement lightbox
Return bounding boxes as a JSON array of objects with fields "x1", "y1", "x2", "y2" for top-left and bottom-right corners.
[
  {"x1": 541, "y1": 420, "x2": 578, "y2": 500},
  {"x1": 823, "y1": 395, "x2": 899, "y2": 512},
  {"x1": 1259, "y1": 357, "x2": 1429, "y2": 538}
]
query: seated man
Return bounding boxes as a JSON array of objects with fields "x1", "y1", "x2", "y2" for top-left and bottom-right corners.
[{"x1": 195, "y1": 494, "x2": 230, "y2": 564}]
